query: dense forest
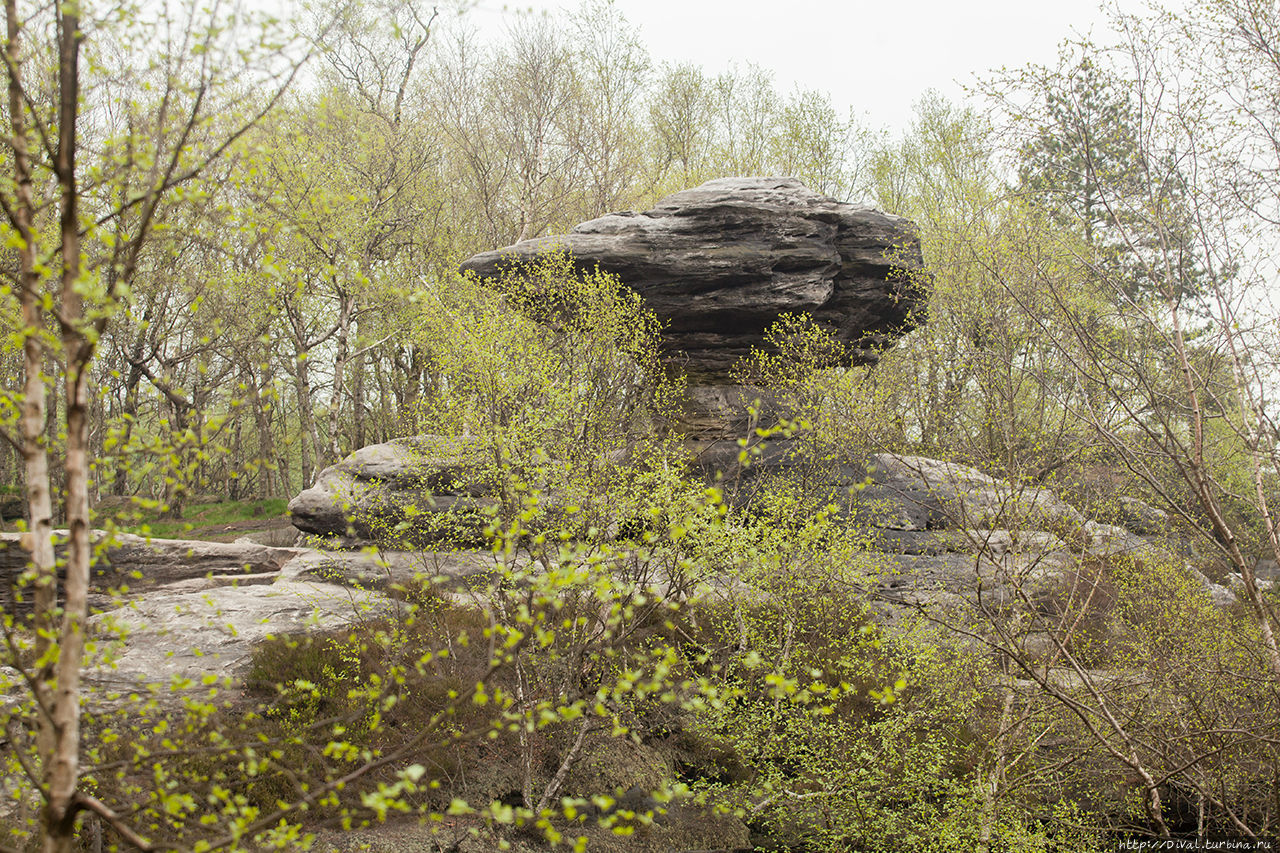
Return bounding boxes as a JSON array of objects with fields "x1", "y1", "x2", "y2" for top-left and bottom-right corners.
[{"x1": 5, "y1": 0, "x2": 1280, "y2": 850}]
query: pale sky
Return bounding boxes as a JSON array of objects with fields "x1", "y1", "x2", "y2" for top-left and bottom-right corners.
[{"x1": 468, "y1": 0, "x2": 1167, "y2": 133}]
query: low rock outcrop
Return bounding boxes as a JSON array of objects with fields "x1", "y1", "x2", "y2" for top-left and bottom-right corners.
[
  {"x1": 88, "y1": 555, "x2": 389, "y2": 686},
  {"x1": 848, "y1": 453, "x2": 1233, "y2": 612},
  {"x1": 288, "y1": 436, "x2": 490, "y2": 542},
  {"x1": 0, "y1": 535, "x2": 516, "y2": 690},
  {"x1": 286, "y1": 435, "x2": 1233, "y2": 619},
  {"x1": 0, "y1": 531, "x2": 301, "y2": 613}
]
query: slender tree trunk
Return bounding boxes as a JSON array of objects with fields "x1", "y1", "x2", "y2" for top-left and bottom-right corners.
[
  {"x1": 374, "y1": 351, "x2": 390, "y2": 444},
  {"x1": 1168, "y1": 300, "x2": 1280, "y2": 677},
  {"x1": 228, "y1": 411, "x2": 243, "y2": 501},
  {"x1": 44, "y1": 7, "x2": 86, "y2": 850},
  {"x1": 327, "y1": 289, "x2": 352, "y2": 465},
  {"x1": 161, "y1": 398, "x2": 190, "y2": 520},
  {"x1": 253, "y1": 360, "x2": 276, "y2": 499},
  {"x1": 46, "y1": 370, "x2": 63, "y2": 525},
  {"x1": 112, "y1": 343, "x2": 144, "y2": 496},
  {"x1": 6, "y1": 0, "x2": 57, "y2": 793},
  {"x1": 352, "y1": 305, "x2": 366, "y2": 450},
  {"x1": 977, "y1": 689, "x2": 1017, "y2": 853},
  {"x1": 294, "y1": 353, "x2": 317, "y2": 488}
]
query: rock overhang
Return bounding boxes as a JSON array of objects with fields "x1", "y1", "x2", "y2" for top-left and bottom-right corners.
[{"x1": 460, "y1": 176, "x2": 928, "y2": 382}]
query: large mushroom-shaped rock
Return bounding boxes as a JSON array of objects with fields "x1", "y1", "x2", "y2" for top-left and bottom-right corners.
[
  {"x1": 460, "y1": 177, "x2": 925, "y2": 382},
  {"x1": 294, "y1": 179, "x2": 928, "y2": 539}
]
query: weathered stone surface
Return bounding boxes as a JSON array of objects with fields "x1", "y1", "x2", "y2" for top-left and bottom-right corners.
[
  {"x1": 868, "y1": 528, "x2": 975, "y2": 555},
  {"x1": 851, "y1": 454, "x2": 1086, "y2": 532},
  {"x1": 295, "y1": 548, "x2": 525, "y2": 592},
  {"x1": 288, "y1": 431, "x2": 1239, "y2": 619},
  {"x1": 696, "y1": 447, "x2": 1087, "y2": 532},
  {"x1": 288, "y1": 436, "x2": 491, "y2": 541},
  {"x1": 1116, "y1": 496, "x2": 1171, "y2": 535},
  {"x1": 304, "y1": 805, "x2": 750, "y2": 853},
  {"x1": 689, "y1": 447, "x2": 1230, "y2": 612},
  {"x1": 0, "y1": 531, "x2": 298, "y2": 584},
  {"x1": 88, "y1": 552, "x2": 391, "y2": 686},
  {"x1": 853, "y1": 464, "x2": 1235, "y2": 611},
  {"x1": 676, "y1": 384, "x2": 778, "y2": 437},
  {"x1": 460, "y1": 177, "x2": 925, "y2": 381},
  {"x1": 53, "y1": 545, "x2": 543, "y2": 693}
]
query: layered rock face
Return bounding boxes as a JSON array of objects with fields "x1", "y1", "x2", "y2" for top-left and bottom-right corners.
[
  {"x1": 460, "y1": 176, "x2": 925, "y2": 385},
  {"x1": 0, "y1": 531, "x2": 300, "y2": 613},
  {"x1": 847, "y1": 454, "x2": 1232, "y2": 613},
  {"x1": 286, "y1": 436, "x2": 1235, "y2": 620},
  {"x1": 290, "y1": 177, "x2": 929, "y2": 540}
]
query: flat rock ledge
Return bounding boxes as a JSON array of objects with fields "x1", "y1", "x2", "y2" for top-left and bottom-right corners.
[
  {"x1": 0, "y1": 530, "x2": 300, "y2": 587},
  {"x1": 0, "y1": 536, "x2": 518, "y2": 695}
]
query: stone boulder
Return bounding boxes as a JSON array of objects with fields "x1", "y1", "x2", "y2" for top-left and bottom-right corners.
[
  {"x1": 685, "y1": 445, "x2": 1232, "y2": 613},
  {"x1": 78, "y1": 545, "x2": 519, "y2": 689},
  {"x1": 692, "y1": 447, "x2": 1085, "y2": 533},
  {"x1": 460, "y1": 177, "x2": 925, "y2": 382},
  {"x1": 88, "y1": 559, "x2": 389, "y2": 686},
  {"x1": 854, "y1": 453, "x2": 1085, "y2": 532},
  {"x1": 288, "y1": 437, "x2": 491, "y2": 542},
  {"x1": 847, "y1": 456, "x2": 1234, "y2": 612},
  {"x1": 1116, "y1": 496, "x2": 1171, "y2": 535}
]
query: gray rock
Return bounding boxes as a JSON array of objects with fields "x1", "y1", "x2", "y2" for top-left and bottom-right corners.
[
  {"x1": 88, "y1": 553, "x2": 391, "y2": 686},
  {"x1": 103, "y1": 534, "x2": 299, "y2": 582},
  {"x1": 294, "y1": 548, "x2": 522, "y2": 592},
  {"x1": 852, "y1": 454, "x2": 1085, "y2": 532},
  {"x1": 869, "y1": 529, "x2": 975, "y2": 555},
  {"x1": 1117, "y1": 496, "x2": 1170, "y2": 535},
  {"x1": 849, "y1": 481, "x2": 945, "y2": 530},
  {"x1": 882, "y1": 552, "x2": 1000, "y2": 591},
  {"x1": 1079, "y1": 521, "x2": 1236, "y2": 606},
  {"x1": 1205, "y1": 579, "x2": 1240, "y2": 608},
  {"x1": 460, "y1": 177, "x2": 925, "y2": 382},
  {"x1": 676, "y1": 384, "x2": 778, "y2": 437},
  {"x1": 1081, "y1": 521, "x2": 1171, "y2": 562},
  {"x1": 0, "y1": 531, "x2": 298, "y2": 585},
  {"x1": 686, "y1": 436, "x2": 832, "y2": 505},
  {"x1": 233, "y1": 525, "x2": 300, "y2": 547},
  {"x1": 288, "y1": 437, "x2": 492, "y2": 542}
]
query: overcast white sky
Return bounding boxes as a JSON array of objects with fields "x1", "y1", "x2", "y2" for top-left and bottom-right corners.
[{"x1": 467, "y1": 0, "x2": 1169, "y2": 133}]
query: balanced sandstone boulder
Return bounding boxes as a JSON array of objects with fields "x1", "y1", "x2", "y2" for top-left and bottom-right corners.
[
  {"x1": 294, "y1": 178, "x2": 928, "y2": 536},
  {"x1": 460, "y1": 176, "x2": 926, "y2": 382}
]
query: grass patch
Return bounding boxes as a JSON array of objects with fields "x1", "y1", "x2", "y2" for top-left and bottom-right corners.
[{"x1": 111, "y1": 497, "x2": 289, "y2": 540}]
